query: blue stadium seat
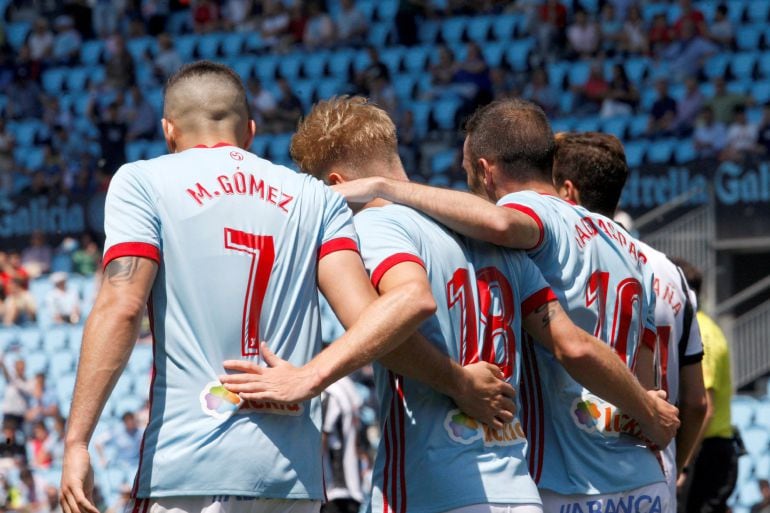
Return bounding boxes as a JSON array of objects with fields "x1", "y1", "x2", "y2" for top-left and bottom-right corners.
[
  {"x1": 10, "y1": 120, "x2": 41, "y2": 146},
  {"x1": 278, "y1": 52, "x2": 304, "y2": 80},
  {"x1": 647, "y1": 138, "x2": 676, "y2": 164},
  {"x1": 432, "y1": 97, "x2": 462, "y2": 130},
  {"x1": 197, "y1": 33, "x2": 222, "y2": 59},
  {"x1": 221, "y1": 33, "x2": 245, "y2": 57},
  {"x1": 505, "y1": 39, "x2": 533, "y2": 72},
  {"x1": 727, "y1": 0, "x2": 746, "y2": 23},
  {"x1": 736, "y1": 25, "x2": 763, "y2": 51},
  {"x1": 751, "y1": 81, "x2": 770, "y2": 103},
  {"x1": 6, "y1": 21, "x2": 31, "y2": 49},
  {"x1": 352, "y1": 50, "x2": 373, "y2": 73},
  {"x1": 268, "y1": 133, "x2": 293, "y2": 162},
  {"x1": 145, "y1": 141, "x2": 167, "y2": 159},
  {"x1": 250, "y1": 135, "x2": 270, "y2": 157},
  {"x1": 737, "y1": 479, "x2": 763, "y2": 507},
  {"x1": 641, "y1": 88, "x2": 658, "y2": 111},
  {"x1": 737, "y1": 452, "x2": 756, "y2": 486},
  {"x1": 624, "y1": 58, "x2": 649, "y2": 83},
  {"x1": 546, "y1": 62, "x2": 569, "y2": 90},
  {"x1": 375, "y1": 0, "x2": 397, "y2": 22},
  {"x1": 601, "y1": 117, "x2": 629, "y2": 139},
  {"x1": 624, "y1": 141, "x2": 648, "y2": 167},
  {"x1": 43, "y1": 327, "x2": 69, "y2": 352},
  {"x1": 481, "y1": 41, "x2": 505, "y2": 68},
  {"x1": 642, "y1": 3, "x2": 670, "y2": 22},
  {"x1": 50, "y1": 352, "x2": 75, "y2": 379},
  {"x1": 441, "y1": 17, "x2": 467, "y2": 44},
  {"x1": 742, "y1": 427, "x2": 770, "y2": 459},
  {"x1": 407, "y1": 101, "x2": 431, "y2": 138},
  {"x1": 316, "y1": 77, "x2": 345, "y2": 99},
  {"x1": 303, "y1": 51, "x2": 328, "y2": 79},
  {"x1": 379, "y1": 47, "x2": 404, "y2": 75},
  {"x1": 254, "y1": 55, "x2": 278, "y2": 82},
  {"x1": 550, "y1": 118, "x2": 575, "y2": 133},
  {"x1": 353, "y1": 0, "x2": 375, "y2": 21},
  {"x1": 56, "y1": 374, "x2": 76, "y2": 405},
  {"x1": 559, "y1": 92, "x2": 574, "y2": 114},
  {"x1": 753, "y1": 402, "x2": 770, "y2": 430},
  {"x1": 328, "y1": 50, "x2": 354, "y2": 77},
  {"x1": 392, "y1": 74, "x2": 416, "y2": 101},
  {"x1": 418, "y1": 20, "x2": 440, "y2": 44},
  {"x1": 756, "y1": 454, "x2": 770, "y2": 480},
  {"x1": 175, "y1": 35, "x2": 198, "y2": 61},
  {"x1": 368, "y1": 22, "x2": 392, "y2": 47},
  {"x1": 167, "y1": 10, "x2": 191, "y2": 34},
  {"x1": 25, "y1": 352, "x2": 48, "y2": 375},
  {"x1": 244, "y1": 31, "x2": 265, "y2": 52},
  {"x1": 758, "y1": 52, "x2": 770, "y2": 78},
  {"x1": 230, "y1": 58, "x2": 253, "y2": 81},
  {"x1": 126, "y1": 37, "x2": 155, "y2": 62},
  {"x1": 747, "y1": 0, "x2": 770, "y2": 22},
  {"x1": 290, "y1": 79, "x2": 315, "y2": 110},
  {"x1": 80, "y1": 40, "x2": 104, "y2": 65},
  {"x1": 0, "y1": 329, "x2": 19, "y2": 350},
  {"x1": 699, "y1": 0, "x2": 720, "y2": 22},
  {"x1": 574, "y1": 117, "x2": 601, "y2": 133},
  {"x1": 466, "y1": 16, "x2": 492, "y2": 43},
  {"x1": 731, "y1": 52, "x2": 757, "y2": 80},
  {"x1": 567, "y1": 61, "x2": 592, "y2": 88},
  {"x1": 491, "y1": 14, "x2": 520, "y2": 41},
  {"x1": 65, "y1": 67, "x2": 89, "y2": 91},
  {"x1": 126, "y1": 141, "x2": 146, "y2": 162},
  {"x1": 414, "y1": 73, "x2": 432, "y2": 97},
  {"x1": 727, "y1": 80, "x2": 750, "y2": 94},
  {"x1": 675, "y1": 139, "x2": 697, "y2": 163},
  {"x1": 430, "y1": 149, "x2": 457, "y2": 176},
  {"x1": 402, "y1": 46, "x2": 430, "y2": 73},
  {"x1": 705, "y1": 53, "x2": 731, "y2": 79}
]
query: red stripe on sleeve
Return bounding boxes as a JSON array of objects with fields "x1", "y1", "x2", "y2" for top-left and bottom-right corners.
[
  {"x1": 318, "y1": 237, "x2": 359, "y2": 260},
  {"x1": 642, "y1": 327, "x2": 657, "y2": 351},
  {"x1": 521, "y1": 287, "x2": 558, "y2": 318},
  {"x1": 103, "y1": 242, "x2": 161, "y2": 269},
  {"x1": 501, "y1": 203, "x2": 545, "y2": 250},
  {"x1": 370, "y1": 253, "x2": 426, "y2": 290}
]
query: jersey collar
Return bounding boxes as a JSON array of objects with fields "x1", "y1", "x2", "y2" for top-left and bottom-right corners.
[{"x1": 192, "y1": 142, "x2": 235, "y2": 149}]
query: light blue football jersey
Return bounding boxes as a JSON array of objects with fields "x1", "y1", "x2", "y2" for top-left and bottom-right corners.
[
  {"x1": 102, "y1": 145, "x2": 359, "y2": 500},
  {"x1": 355, "y1": 204, "x2": 547, "y2": 513},
  {"x1": 497, "y1": 191, "x2": 662, "y2": 496}
]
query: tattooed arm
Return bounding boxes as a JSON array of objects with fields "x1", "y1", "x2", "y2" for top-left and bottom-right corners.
[
  {"x1": 61, "y1": 256, "x2": 157, "y2": 513},
  {"x1": 522, "y1": 299, "x2": 680, "y2": 448}
]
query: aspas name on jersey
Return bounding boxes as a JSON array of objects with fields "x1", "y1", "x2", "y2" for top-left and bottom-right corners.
[{"x1": 102, "y1": 145, "x2": 358, "y2": 500}]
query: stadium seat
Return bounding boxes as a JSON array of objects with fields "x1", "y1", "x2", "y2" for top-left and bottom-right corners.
[
  {"x1": 145, "y1": 141, "x2": 167, "y2": 159},
  {"x1": 392, "y1": 74, "x2": 416, "y2": 101},
  {"x1": 220, "y1": 33, "x2": 245, "y2": 57},
  {"x1": 624, "y1": 58, "x2": 649, "y2": 83},
  {"x1": 126, "y1": 141, "x2": 147, "y2": 162},
  {"x1": 550, "y1": 118, "x2": 575, "y2": 133},
  {"x1": 66, "y1": 67, "x2": 89, "y2": 91},
  {"x1": 505, "y1": 39, "x2": 533, "y2": 72},
  {"x1": 375, "y1": 0, "x2": 398, "y2": 22},
  {"x1": 368, "y1": 22, "x2": 392, "y2": 47},
  {"x1": 756, "y1": 454, "x2": 770, "y2": 479},
  {"x1": 254, "y1": 55, "x2": 278, "y2": 82},
  {"x1": 432, "y1": 97, "x2": 462, "y2": 130},
  {"x1": 738, "y1": 479, "x2": 763, "y2": 507},
  {"x1": 481, "y1": 41, "x2": 505, "y2": 68},
  {"x1": 328, "y1": 50, "x2": 354, "y2": 78},
  {"x1": 441, "y1": 17, "x2": 467, "y2": 44},
  {"x1": 231, "y1": 59, "x2": 253, "y2": 81},
  {"x1": 428, "y1": 175, "x2": 451, "y2": 187},
  {"x1": 43, "y1": 328, "x2": 70, "y2": 353},
  {"x1": 352, "y1": 49, "x2": 373, "y2": 73},
  {"x1": 175, "y1": 35, "x2": 198, "y2": 61},
  {"x1": 574, "y1": 117, "x2": 601, "y2": 133},
  {"x1": 726, "y1": 0, "x2": 746, "y2": 23},
  {"x1": 430, "y1": 149, "x2": 457, "y2": 175},
  {"x1": 647, "y1": 138, "x2": 677, "y2": 164},
  {"x1": 731, "y1": 52, "x2": 757, "y2": 80},
  {"x1": 197, "y1": 33, "x2": 222, "y2": 59},
  {"x1": 466, "y1": 16, "x2": 492, "y2": 43},
  {"x1": 407, "y1": 101, "x2": 431, "y2": 138},
  {"x1": 747, "y1": 0, "x2": 770, "y2": 22},
  {"x1": 418, "y1": 19, "x2": 440, "y2": 44},
  {"x1": 25, "y1": 353, "x2": 48, "y2": 375},
  {"x1": 316, "y1": 77, "x2": 345, "y2": 100},
  {"x1": 278, "y1": 52, "x2": 304, "y2": 80},
  {"x1": 380, "y1": 47, "x2": 404, "y2": 75},
  {"x1": 0, "y1": 329, "x2": 19, "y2": 350},
  {"x1": 751, "y1": 81, "x2": 770, "y2": 103},
  {"x1": 753, "y1": 402, "x2": 770, "y2": 430},
  {"x1": 244, "y1": 31, "x2": 265, "y2": 52},
  {"x1": 546, "y1": 62, "x2": 569, "y2": 90},
  {"x1": 80, "y1": 40, "x2": 104, "y2": 65},
  {"x1": 742, "y1": 427, "x2": 770, "y2": 459},
  {"x1": 403, "y1": 46, "x2": 430, "y2": 73},
  {"x1": 601, "y1": 117, "x2": 629, "y2": 140},
  {"x1": 352, "y1": 0, "x2": 375, "y2": 21},
  {"x1": 736, "y1": 25, "x2": 763, "y2": 51},
  {"x1": 757, "y1": 52, "x2": 770, "y2": 78},
  {"x1": 5, "y1": 21, "x2": 31, "y2": 49},
  {"x1": 491, "y1": 14, "x2": 520, "y2": 41},
  {"x1": 268, "y1": 133, "x2": 293, "y2": 162},
  {"x1": 126, "y1": 36, "x2": 155, "y2": 62},
  {"x1": 705, "y1": 53, "x2": 731, "y2": 80},
  {"x1": 675, "y1": 139, "x2": 697, "y2": 164},
  {"x1": 627, "y1": 115, "x2": 649, "y2": 139},
  {"x1": 303, "y1": 51, "x2": 329, "y2": 79},
  {"x1": 290, "y1": 79, "x2": 315, "y2": 110},
  {"x1": 49, "y1": 352, "x2": 76, "y2": 379},
  {"x1": 624, "y1": 141, "x2": 648, "y2": 167},
  {"x1": 738, "y1": 452, "x2": 755, "y2": 486}
]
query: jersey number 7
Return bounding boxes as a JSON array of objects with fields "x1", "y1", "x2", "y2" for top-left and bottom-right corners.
[{"x1": 224, "y1": 228, "x2": 276, "y2": 356}]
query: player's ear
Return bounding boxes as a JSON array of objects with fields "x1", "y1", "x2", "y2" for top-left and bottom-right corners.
[
  {"x1": 560, "y1": 180, "x2": 581, "y2": 204},
  {"x1": 161, "y1": 119, "x2": 176, "y2": 154},
  {"x1": 327, "y1": 171, "x2": 345, "y2": 185}
]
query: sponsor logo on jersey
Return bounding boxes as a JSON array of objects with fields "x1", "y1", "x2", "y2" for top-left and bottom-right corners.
[
  {"x1": 443, "y1": 409, "x2": 526, "y2": 447},
  {"x1": 557, "y1": 494, "x2": 663, "y2": 513},
  {"x1": 570, "y1": 394, "x2": 643, "y2": 439},
  {"x1": 199, "y1": 381, "x2": 305, "y2": 419}
]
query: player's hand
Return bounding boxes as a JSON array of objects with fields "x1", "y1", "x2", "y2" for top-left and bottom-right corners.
[
  {"x1": 221, "y1": 343, "x2": 323, "y2": 403},
  {"x1": 60, "y1": 444, "x2": 99, "y2": 513},
  {"x1": 639, "y1": 389, "x2": 680, "y2": 448},
  {"x1": 452, "y1": 362, "x2": 517, "y2": 430},
  {"x1": 331, "y1": 177, "x2": 385, "y2": 204}
]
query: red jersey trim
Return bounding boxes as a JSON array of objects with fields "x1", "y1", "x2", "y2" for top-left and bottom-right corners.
[
  {"x1": 193, "y1": 142, "x2": 234, "y2": 148},
  {"x1": 642, "y1": 327, "x2": 657, "y2": 351},
  {"x1": 501, "y1": 203, "x2": 545, "y2": 251},
  {"x1": 103, "y1": 242, "x2": 161, "y2": 269},
  {"x1": 522, "y1": 287, "x2": 558, "y2": 318},
  {"x1": 318, "y1": 237, "x2": 360, "y2": 260},
  {"x1": 371, "y1": 253, "x2": 426, "y2": 290}
]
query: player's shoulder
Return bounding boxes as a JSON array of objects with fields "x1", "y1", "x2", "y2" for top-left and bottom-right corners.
[{"x1": 355, "y1": 203, "x2": 420, "y2": 226}]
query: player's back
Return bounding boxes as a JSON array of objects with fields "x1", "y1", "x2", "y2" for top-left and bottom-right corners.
[
  {"x1": 497, "y1": 191, "x2": 663, "y2": 495},
  {"x1": 638, "y1": 242, "x2": 702, "y2": 496},
  {"x1": 354, "y1": 204, "x2": 540, "y2": 513},
  {"x1": 103, "y1": 145, "x2": 357, "y2": 499}
]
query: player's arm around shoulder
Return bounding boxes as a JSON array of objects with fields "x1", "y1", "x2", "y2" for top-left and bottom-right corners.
[
  {"x1": 522, "y1": 297, "x2": 681, "y2": 448},
  {"x1": 333, "y1": 177, "x2": 541, "y2": 250}
]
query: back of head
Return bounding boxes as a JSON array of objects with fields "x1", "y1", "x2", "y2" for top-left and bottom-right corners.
[
  {"x1": 552, "y1": 132, "x2": 628, "y2": 217},
  {"x1": 670, "y1": 257, "x2": 702, "y2": 298},
  {"x1": 465, "y1": 98, "x2": 554, "y2": 183},
  {"x1": 163, "y1": 61, "x2": 250, "y2": 140},
  {"x1": 290, "y1": 96, "x2": 398, "y2": 179}
]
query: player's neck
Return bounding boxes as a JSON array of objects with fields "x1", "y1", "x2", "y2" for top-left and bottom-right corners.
[
  {"x1": 172, "y1": 135, "x2": 241, "y2": 152},
  {"x1": 497, "y1": 179, "x2": 558, "y2": 199}
]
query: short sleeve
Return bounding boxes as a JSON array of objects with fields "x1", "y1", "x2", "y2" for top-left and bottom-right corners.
[
  {"x1": 318, "y1": 186, "x2": 359, "y2": 260},
  {"x1": 354, "y1": 210, "x2": 425, "y2": 290},
  {"x1": 518, "y1": 255, "x2": 558, "y2": 317},
  {"x1": 496, "y1": 192, "x2": 548, "y2": 251},
  {"x1": 102, "y1": 165, "x2": 161, "y2": 268}
]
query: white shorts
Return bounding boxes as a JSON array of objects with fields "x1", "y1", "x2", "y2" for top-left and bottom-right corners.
[
  {"x1": 443, "y1": 504, "x2": 543, "y2": 513},
  {"x1": 129, "y1": 497, "x2": 322, "y2": 513},
  {"x1": 539, "y1": 481, "x2": 670, "y2": 513}
]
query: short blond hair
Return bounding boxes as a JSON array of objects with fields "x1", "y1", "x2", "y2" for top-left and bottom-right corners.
[{"x1": 290, "y1": 96, "x2": 398, "y2": 178}]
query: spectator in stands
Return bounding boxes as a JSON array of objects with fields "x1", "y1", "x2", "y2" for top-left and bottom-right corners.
[
  {"x1": 336, "y1": 0, "x2": 367, "y2": 45},
  {"x1": 428, "y1": 45, "x2": 457, "y2": 97},
  {"x1": 535, "y1": 0, "x2": 567, "y2": 58},
  {"x1": 92, "y1": 0, "x2": 121, "y2": 38},
  {"x1": 45, "y1": 485, "x2": 62, "y2": 513},
  {"x1": 673, "y1": 0, "x2": 706, "y2": 37},
  {"x1": 20, "y1": 171, "x2": 55, "y2": 199},
  {"x1": 260, "y1": 0, "x2": 290, "y2": 49},
  {"x1": 356, "y1": 46, "x2": 390, "y2": 96},
  {"x1": 757, "y1": 103, "x2": 770, "y2": 155},
  {"x1": 25, "y1": 373, "x2": 58, "y2": 427},
  {"x1": 95, "y1": 411, "x2": 143, "y2": 470},
  {"x1": 647, "y1": 79, "x2": 677, "y2": 137},
  {"x1": 104, "y1": 35, "x2": 136, "y2": 89},
  {"x1": 7, "y1": 68, "x2": 44, "y2": 120},
  {"x1": 141, "y1": 0, "x2": 170, "y2": 36},
  {"x1": 3, "y1": 277, "x2": 37, "y2": 326},
  {"x1": 0, "y1": 119, "x2": 15, "y2": 194},
  {"x1": 0, "y1": 355, "x2": 32, "y2": 431},
  {"x1": 676, "y1": 259, "x2": 739, "y2": 513},
  {"x1": 192, "y1": 0, "x2": 219, "y2": 33},
  {"x1": 45, "y1": 272, "x2": 81, "y2": 325},
  {"x1": 708, "y1": 4, "x2": 734, "y2": 48},
  {"x1": 751, "y1": 480, "x2": 770, "y2": 513},
  {"x1": 451, "y1": 41, "x2": 491, "y2": 103},
  {"x1": 599, "y1": 4, "x2": 622, "y2": 56},
  {"x1": 21, "y1": 232, "x2": 52, "y2": 279},
  {"x1": 708, "y1": 77, "x2": 751, "y2": 124},
  {"x1": 566, "y1": 8, "x2": 600, "y2": 58},
  {"x1": 71, "y1": 235, "x2": 100, "y2": 276},
  {"x1": 126, "y1": 86, "x2": 157, "y2": 141},
  {"x1": 523, "y1": 68, "x2": 559, "y2": 117},
  {"x1": 90, "y1": 100, "x2": 127, "y2": 174},
  {"x1": 674, "y1": 77, "x2": 705, "y2": 135},
  {"x1": 247, "y1": 78, "x2": 278, "y2": 130},
  {"x1": 0, "y1": 421, "x2": 27, "y2": 463},
  {"x1": 153, "y1": 33, "x2": 183, "y2": 81},
  {"x1": 572, "y1": 61, "x2": 609, "y2": 114},
  {"x1": 648, "y1": 13, "x2": 673, "y2": 56},
  {"x1": 0, "y1": 253, "x2": 29, "y2": 293},
  {"x1": 51, "y1": 16, "x2": 81, "y2": 65},
  {"x1": 693, "y1": 107, "x2": 727, "y2": 158},
  {"x1": 43, "y1": 97, "x2": 73, "y2": 133},
  {"x1": 27, "y1": 421, "x2": 52, "y2": 469},
  {"x1": 44, "y1": 416, "x2": 65, "y2": 468},
  {"x1": 27, "y1": 18, "x2": 54, "y2": 64},
  {"x1": 397, "y1": 109, "x2": 418, "y2": 173},
  {"x1": 220, "y1": 0, "x2": 251, "y2": 31},
  {"x1": 620, "y1": 5, "x2": 647, "y2": 54},
  {"x1": 722, "y1": 105, "x2": 760, "y2": 161},
  {"x1": 601, "y1": 63, "x2": 639, "y2": 118},
  {"x1": 286, "y1": 3, "x2": 309, "y2": 45},
  {"x1": 489, "y1": 67, "x2": 515, "y2": 101},
  {"x1": 662, "y1": 19, "x2": 718, "y2": 81},
  {"x1": 369, "y1": 74, "x2": 398, "y2": 118},
  {"x1": 17, "y1": 466, "x2": 47, "y2": 512}
]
